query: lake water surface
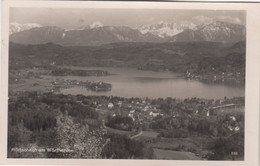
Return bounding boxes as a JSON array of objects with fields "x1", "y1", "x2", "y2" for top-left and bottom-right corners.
[{"x1": 59, "y1": 67, "x2": 245, "y2": 99}]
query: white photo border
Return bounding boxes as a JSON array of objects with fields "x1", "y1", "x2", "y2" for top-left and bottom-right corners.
[{"x1": 1, "y1": 1, "x2": 260, "y2": 166}]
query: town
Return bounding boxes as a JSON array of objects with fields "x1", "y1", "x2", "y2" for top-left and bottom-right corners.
[
  {"x1": 185, "y1": 70, "x2": 245, "y2": 84},
  {"x1": 8, "y1": 91, "x2": 244, "y2": 160}
]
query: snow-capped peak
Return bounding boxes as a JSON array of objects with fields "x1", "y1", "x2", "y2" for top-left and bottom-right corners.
[
  {"x1": 137, "y1": 21, "x2": 197, "y2": 38},
  {"x1": 89, "y1": 21, "x2": 104, "y2": 29},
  {"x1": 10, "y1": 22, "x2": 42, "y2": 34}
]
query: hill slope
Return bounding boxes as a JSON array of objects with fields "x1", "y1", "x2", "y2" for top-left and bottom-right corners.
[{"x1": 9, "y1": 41, "x2": 245, "y2": 77}]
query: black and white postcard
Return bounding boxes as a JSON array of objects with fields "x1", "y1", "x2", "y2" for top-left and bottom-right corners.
[{"x1": 1, "y1": 1, "x2": 260, "y2": 166}]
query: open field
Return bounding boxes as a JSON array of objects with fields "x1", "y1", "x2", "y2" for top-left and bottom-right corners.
[
  {"x1": 9, "y1": 77, "x2": 52, "y2": 92},
  {"x1": 134, "y1": 131, "x2": 159, "y2": 140},
  {"x1": 140, "y1": 131, "x2": 159, "y2": 138},
  {"x1": 153, "y1": 148, "x2": 201, "y2": 160},
  {"x1": 149, "y1": 136, "x2": 216, "y2": 159},
  {"x1": 215, "y1": 106, "x2": 244, "y2": 115}
]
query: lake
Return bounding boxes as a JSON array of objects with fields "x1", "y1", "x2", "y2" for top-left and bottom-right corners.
[{"x1": 58, "y1": 67, "x2": 245, "y2": 99}]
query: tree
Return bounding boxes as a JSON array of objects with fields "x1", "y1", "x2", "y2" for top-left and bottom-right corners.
[{"x1": 55, "y1": 113, "x2": 103, "y2": 158}]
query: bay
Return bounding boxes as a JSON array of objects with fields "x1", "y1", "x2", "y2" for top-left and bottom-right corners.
[{"x1": 57, "y1": 67, "x2": 244, "y2": 99}]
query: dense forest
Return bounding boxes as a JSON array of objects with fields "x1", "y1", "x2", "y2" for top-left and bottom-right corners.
[
  {"x1": 106, "y1": 115, "x2": 134, "y2": 131},
  {"x1": 9, "y1": 41, "x2": 245, "y2": 78},
  {"x1": 101, "y1": 133, "x2": 153, "y2": 159}
]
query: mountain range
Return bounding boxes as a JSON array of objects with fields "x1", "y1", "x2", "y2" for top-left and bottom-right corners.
[
  {"x1": 9, "y1": 21, "x2": 246, "y2": 46},
  {"x1": 169, "y1": 21, "x2": 246, "y2": 43},
  {"x1": 137, "y1": 21, "x2": 197, "y2": 38}
]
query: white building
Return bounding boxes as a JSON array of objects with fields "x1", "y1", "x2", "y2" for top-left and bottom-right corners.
[
  {"x1": 149, "y1": 112, "x2": 161, "y2": 117},
  {"x1": 206, "y1": 110, "x2": 210, "y2": 117},
  {"x1": 228, "y1": 126, "x2": 233, "y2": 131},
  {"x1": 230, "y1": 116, "x2": 236, "y2": 121},
  {"x1": 128, "y1": 110, "x2": 135, "y2": 121},
  {"x1": 144, "y1": 106, "x2": 149, "y2": 111},
  {"x1": 108, "y1": 103, "x2": 114, "y2": 109},
  {"x1": 129, "y1": 110, "x2": 135, "y2": 114},
  {"x1": 235, "y1": 126, "x2": 240, "y2": 131}
]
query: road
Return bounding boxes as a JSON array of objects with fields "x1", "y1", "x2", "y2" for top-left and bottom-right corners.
[
  {"x1": 130, "y1": 131, "x2": 143, "y2": 139},
  {"x1": 211, "y1": 103, "x2": 240, "y2": 109}
]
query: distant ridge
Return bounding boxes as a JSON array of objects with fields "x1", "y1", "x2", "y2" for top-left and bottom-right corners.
[
  {"x1": 169, "y1": 21, "x2": 245, "y2": 43},
  {"x1": 10, "y1": 21, "x2": 245, "y2": 46},
  {"x1": 9, "y1": 40, "x2": 245, "y2": 73}
]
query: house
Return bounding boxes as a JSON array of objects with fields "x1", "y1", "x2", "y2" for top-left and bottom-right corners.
[
  {"x1": 108, "y1": 103, "x2": 114, "y2": 109},
  {"x1": 228, "y1": 125, "x2": 233, "y2": 131},
  {"x1": 128, "y1": 110, "x2": 135, "y2": 121},
  {"x1": 129, "y1": 110, "x2": 135, "y2": 114},
  {"x1": 118, "y1": 101, "x2": 122, "y2": 107},
  {"x1": 234, "y1": 126, "x2": 240, "y2": 131},
  {"x1": 149, "y1": 112, "x2": 161, "y2": 117},
  {"x1": 206, "y1": 110, "x2": 210, "y2": 117},
  {"x1": 128, "y1": 114, "x2": 135, "y2": 121},
  {"x1": 144, "y1": 106, "x2": 149, "y2": 111},
  {"x1": 230, "y1": 116, "x2": 236, "y2": 121}
]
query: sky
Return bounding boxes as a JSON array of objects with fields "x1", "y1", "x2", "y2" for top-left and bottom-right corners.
[{"x1": 10, "y1": 8, "x2": 246, "y2": 29}]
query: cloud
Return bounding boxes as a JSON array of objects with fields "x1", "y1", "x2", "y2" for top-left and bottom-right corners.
[
  {"x1": 192, "y1": 16, "x2": 213, "y2": 25},
  {"x1": 192, "y1": 15, "x2": 243, "y2": 25},
  {"x1": 215, "y1": 16, "x2": 242, "y2": 25}
]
